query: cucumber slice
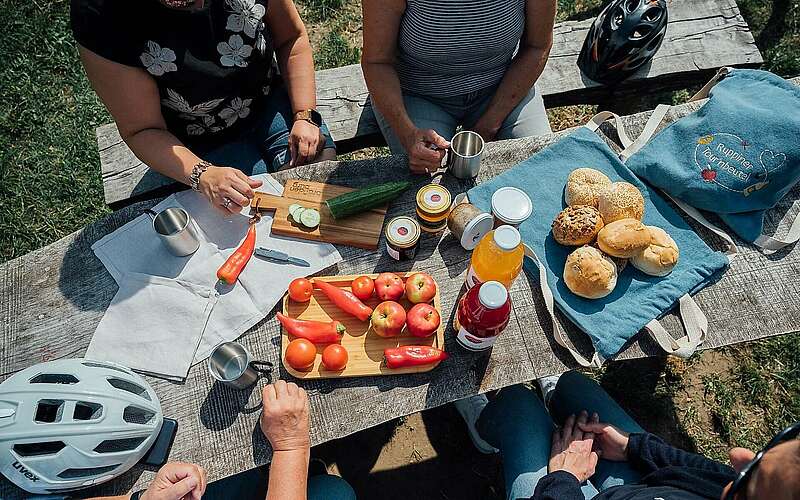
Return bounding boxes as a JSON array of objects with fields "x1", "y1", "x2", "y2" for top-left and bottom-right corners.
[
  {"x1": 291, "y1": 207, "x2": 306, "y2": 223},
  {"x1": 288, "y1": 204, "x2": 303, "y2": 219},
  {"x1": 299, "y1": 208, "x2": 321, "y2": 228}
]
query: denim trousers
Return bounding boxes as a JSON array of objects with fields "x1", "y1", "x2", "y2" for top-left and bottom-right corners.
[
  {"x1": 202, "y1": 465, "x2": 356, "y2": 500},
  {"x1": 477, "y1": 371, "x2": 645, "y2": 500}
]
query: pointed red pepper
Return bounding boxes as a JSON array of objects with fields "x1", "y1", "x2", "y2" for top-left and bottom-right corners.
[
  {"x1": 313, "y1": 279, "x2": 373, "y2": 321},
  {"x1": 384, "y1": 346, "x2": 448, "y2": 369},
  {"x1": 276, "y1": 313, "x2": 346, "y2": 344}
]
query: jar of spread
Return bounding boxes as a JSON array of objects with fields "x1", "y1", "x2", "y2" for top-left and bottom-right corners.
[
  {"x1": 454, "y1": 280, "x2": 512, "y2": 351},
  {"x1": 491, "y1": 187, "x2": 533, "y2": 228},
  {"x1": 447, "y1": 202, "x2": 494, "y2": 251},
  {"x1": 385, "y1": 216, "x2": 421, "y2": 261},
  {"x1": 416, "y1": 184, "x2": 452, "y2": 233}
]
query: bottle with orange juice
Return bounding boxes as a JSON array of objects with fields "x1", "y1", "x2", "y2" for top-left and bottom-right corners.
[{"x1": 465, "y1": 225, "x2": 524, "y2": 289}]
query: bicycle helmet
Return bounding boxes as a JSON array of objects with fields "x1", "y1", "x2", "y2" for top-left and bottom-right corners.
[
  {"x1": 578, "y1": 0, "x2": 668, "y2": 85},
  {"x1": 0, "y1": 359, "x2": 163, "y2": 494}
]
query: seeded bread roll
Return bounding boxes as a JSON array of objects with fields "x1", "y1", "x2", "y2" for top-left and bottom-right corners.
[
  {"x1": 597, "y1": 218, "x2": 651, "y2": 258},
  {"x1": 598, "y1": 182, "x2": 645, "y2": 223},
  {"x1": 631, "y1": 226, "x2": 680, "y2": 276},
  {"x1": 552, "y1": 206, "x2": 605, "y2": 246},
  {"x1": 564, "y1": 246, "x2": 618, "y2": 299},
  {"x1": 565, "y1": 168, "x2": 612, "y2": 207}
]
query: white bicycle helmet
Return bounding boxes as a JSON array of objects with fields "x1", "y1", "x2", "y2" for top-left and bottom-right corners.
[{"x1": 0, "y1": 359, "x2": 163, "y2": 494}]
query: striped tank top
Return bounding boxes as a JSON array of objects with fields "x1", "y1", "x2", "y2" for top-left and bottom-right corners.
[{"x1": 395, "y1": 0, "x2": 526, "y2": 98}]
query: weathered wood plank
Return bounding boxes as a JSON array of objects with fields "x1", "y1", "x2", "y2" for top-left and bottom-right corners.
[
  {"x1": 3, "y1": 89, "x2": 800, "y2": 497},
  {"x1": 97, "y1": 0, "x2": 763, "y2": 207}
]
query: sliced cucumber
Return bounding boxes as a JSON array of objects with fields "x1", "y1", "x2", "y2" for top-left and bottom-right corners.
[
  {"x1": 290, "y1": 207, "x2": 306, "y2": 223},
  {"x1": 299, "y1": 208, "x2": 321, "y2": 228},
  {"x1": 288, "y1": 204, "x2": 303, "y2": 219}
]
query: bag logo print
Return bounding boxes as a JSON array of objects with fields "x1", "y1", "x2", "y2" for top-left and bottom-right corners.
[{"x1": 694, "y1": 133, "x2": 785, "y2": 197}]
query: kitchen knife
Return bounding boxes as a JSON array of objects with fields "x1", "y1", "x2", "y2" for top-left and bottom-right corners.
[{"x1": 255, "y1": 247, "x2": 311, "y2": 267}]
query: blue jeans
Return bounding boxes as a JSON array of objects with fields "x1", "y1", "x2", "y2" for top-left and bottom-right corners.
[
  {"x1": 203, "y1": 466, "x2": 356, "y2": 500},
  {"x1": 477, "y1": 372, "x2": 645, "y2": 500},
  {"x1": 374, "y1": 83, "x2": 552, "y2": 154},
  {"x1": 197, "y1": 85, "x2": 336, "y2": 174}
]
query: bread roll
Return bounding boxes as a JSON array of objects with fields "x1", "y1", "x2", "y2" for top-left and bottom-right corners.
[
  {"x1": 565, "y1": 168, "x2": 612, "y2": 207},
  {"x1": 597, "y1": 218, "x2": 651, "y2": 258},
  {"x1": 552, "y1": 206, "x2": 605, "y2": 246},
  {"x1": 598, "y1": 182, "x2": 645, "y2": 223},
  {"x1": 592, "y1": 241, "x2": 628, "y2": 272},
  {"x1": 631, "y1": 226, "x2": 679, "y2": 276},
  {"x1": 564, "y1": 246, "x2": 618, "y2": 299}
]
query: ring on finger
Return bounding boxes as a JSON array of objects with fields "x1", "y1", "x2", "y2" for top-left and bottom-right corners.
[{"x1": 222, "y1": 197, "x2": 232, "y2": 209}]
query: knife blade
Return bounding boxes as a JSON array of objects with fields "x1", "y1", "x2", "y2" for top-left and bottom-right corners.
[{"x1": 255, "y1": 247, "x2": 310, "y2": 267}]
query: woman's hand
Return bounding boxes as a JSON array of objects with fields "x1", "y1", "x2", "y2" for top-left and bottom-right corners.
[
  {"x1": 578, "y1": 413, "x2": 631, "y2": 462},
  {"x1": 198, "y1": 166, "x2": 263, "y2": 214},
  {"x1": 288, "y1": 120, "x2": 323, "y2": 168},
  {"x1": 549, "y1": 411, "x2": 599, "y2": 483},
  {"x1": 140, "y1": 462, "x2": 207, "y2": 500},
  {"x1": 260, "y1": 380, "x2": 311, "y2": 453},
  {"x1": 402, "y1": 127, "x2": 450, "y2": 174}
]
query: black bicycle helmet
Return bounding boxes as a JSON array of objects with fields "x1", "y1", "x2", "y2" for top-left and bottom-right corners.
[{"x1": 578, "y1": 0, "x2": 668, "y2": 85}]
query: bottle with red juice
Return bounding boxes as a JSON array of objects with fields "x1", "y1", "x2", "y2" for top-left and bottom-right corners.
[{"x1": 454, "y1": 280, "x2": 512, "y2": 351}]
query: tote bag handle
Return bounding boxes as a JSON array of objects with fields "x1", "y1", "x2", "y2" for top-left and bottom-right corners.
[
  {"x1": 645, "y1": 294, "x2": 709, "y2": 358},
  {"x1": 584, "y1": 111, "x2": 634, "y2": 149}
]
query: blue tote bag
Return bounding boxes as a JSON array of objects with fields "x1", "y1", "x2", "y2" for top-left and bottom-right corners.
[
  {"x1": 467, "y1": 121, "x2": 729, "y2": 368},
  {"x1": 622, "y1": 68, "x2": 800, "y2": 254}
]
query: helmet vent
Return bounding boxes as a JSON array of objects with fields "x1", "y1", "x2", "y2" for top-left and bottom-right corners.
[
  {"x1": 631, "y1": 24, "x2": 653, "y2": 40},
  {"x1": 642, "y1": 6, "x2": 663, "y2": 23},
  {"x1": 107, "y1": 378, "x2": 151, "y2": 401},
  {"x1": 123, "y1": 406, "x2": 156, "y2": 425},
  {"x1": 624, "y1": 0, "x2": 640, "y2": 13},
  {"x1": 35, "y1": 400, "x2": 65, "y2": 423},
  {"x1": 58, "y1": 464, "x2": 120, "y2": 479},
  {"x1": 14, "y1": 441, "x2": 66, "y2": 457},
  {"x1": 30, "y1": 374, "x2": 79, "y2": 385},
  {"x1": 74, "y1": 401, "x2": 103, "y2": 421},
  {"x1": 94, "y1": 437, "x2": 147, "y2": 454},
  {"x1": 82, "y1": 361, "x2": 131, "y2": 375}
]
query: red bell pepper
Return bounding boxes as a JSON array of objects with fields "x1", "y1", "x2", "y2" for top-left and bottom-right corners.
[
  {"x1": 277, "y1": 312, "x2": 346, "y2": 344},
  {"x1": 313, "y1": 279, "x2": 373, "y2": 321},
  {"x1": 384, "y1": 346, "x2": 448, "y2": 369},
  {"x1": 217, "y1": 219, "x2": 257, "y2": 285}
]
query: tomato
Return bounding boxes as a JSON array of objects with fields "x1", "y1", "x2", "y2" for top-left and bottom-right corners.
[
  {"x1": 285, "y1": 338, "x2": 316, "y2": 370},
  {"x1": 350, "y1": 276, "x2": 375, "y2": 301},
  {"x1": 288, "y1": 278, "x2": 313, "y2": 302},
  {"x1": 321, "y1": 344, "x2": 348, "y2": 371}
]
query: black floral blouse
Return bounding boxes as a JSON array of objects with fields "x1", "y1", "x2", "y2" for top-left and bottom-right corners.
[{"x1": 71, "y1": 0, "x2": 279, "y2": 146}]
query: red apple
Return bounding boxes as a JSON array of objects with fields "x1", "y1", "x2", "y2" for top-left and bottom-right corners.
[
  {"x1": 371, "y1": 301, "x2": 406, "y2": 337},
  {"x1": 404, "y1": 272, "x2": 437, "y2": 304},
  {"x1": 406, "y1": 303, "x2": 441, "y2": 338},
  {"x1": 375, "y1": 272, "x2": 405, "y2": 301}
]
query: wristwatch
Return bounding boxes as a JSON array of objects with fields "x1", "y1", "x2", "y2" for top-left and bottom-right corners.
[
  {"x1": 294, "y1": 109, "x2": 322, "y2": 128},
  {"x1": 189, "y1": 160, "x2": 212, "y2": 192}
]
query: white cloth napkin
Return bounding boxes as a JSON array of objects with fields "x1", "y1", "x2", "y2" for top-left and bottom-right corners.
[{"x1": 89, "y1": 174, "x2": 342, "y2": 380}]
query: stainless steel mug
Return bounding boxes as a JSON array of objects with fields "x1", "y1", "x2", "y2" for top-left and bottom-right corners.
[
  {"x1": 208, "y1": 342, "x2": 273, "y2": 390},
  {"x1": 146, "y1": 207, "x2": 200, "y2": 257},
  {"x1": 445, "y1": 130, "x2": 484, "y2": 179}
]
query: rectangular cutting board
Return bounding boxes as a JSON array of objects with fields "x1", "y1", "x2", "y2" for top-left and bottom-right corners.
[
  {"x1": 251, "y1": 179, "x2": 388, "y2": 250},
  {"x1": 280, "y1": 273, "x2": 446, "y2": 379}
]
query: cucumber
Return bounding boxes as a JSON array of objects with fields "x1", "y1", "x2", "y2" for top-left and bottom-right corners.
[
  {"x1": 288, "y1": 204, "x2": 303, "y2": 219},
  {"x1": 325, "y1": 181, "x2": 412, "y2": 220},
  {"x1": 299, "y1": 208, "x2": 321, "y2": 228},
  {"x1": 291, "y1": 207, "x2": 306, "y2": 223}
]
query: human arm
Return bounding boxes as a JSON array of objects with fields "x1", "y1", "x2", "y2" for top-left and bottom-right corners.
[
  {"x1": 533, "y1": 411, "x2": 598, "y2": 500},
  {"x1": 361, "y1": 0, "x2": 449, "y2": 173},
  {"x1": 266, "y1": 0, "x2": 325, "y2": 168},
  {"x1": 87, "y1": 462, "x2": 207, "y2": 500},
  {"x1": 77, "y1": 46, "x2": 262, "y2": 212},
  {"x1": 471, "y1": 0, "x2": 556, "y2": 142},
  {"x1": 261, "y1": 380, "x2": 311, "y2": 500}
]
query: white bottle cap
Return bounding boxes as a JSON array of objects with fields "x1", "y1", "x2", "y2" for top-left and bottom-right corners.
[
  {"x1": 478, "y1": 281, "x2": 508, "y2": 309},
  {"x1": 491, "y1": 187, "x2": 533, "y2": 225},
  {"x1": 493, "y1": 225, "x2": 521, "y2": 251}
]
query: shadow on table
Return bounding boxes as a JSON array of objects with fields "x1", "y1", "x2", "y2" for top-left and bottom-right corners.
[{"x1": 200, "y1": 380, "x2": 262, "y2": 432}]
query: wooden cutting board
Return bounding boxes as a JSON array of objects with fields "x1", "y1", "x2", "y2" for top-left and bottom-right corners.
[
  {"x1": 280, "y1": 273, "x2": 446, "y2": 379},
  {"x1": 250, "y1": 179, "x2": 388, "y2": 250}
]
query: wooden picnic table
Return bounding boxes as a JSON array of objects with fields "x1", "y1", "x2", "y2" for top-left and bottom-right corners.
[{"x1": 2, "y1": 91, "x2": 800, "y2": 498}]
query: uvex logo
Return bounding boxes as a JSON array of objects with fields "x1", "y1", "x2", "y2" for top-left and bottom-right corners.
[{"x1": 12, "y1": 461, "x2": 40, "y2": 482}]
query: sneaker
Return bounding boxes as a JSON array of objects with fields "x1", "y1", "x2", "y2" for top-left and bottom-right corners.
[
  {"x1": 537, "y1": 374, "x2": 561, "y2": 409},
  {"x1": 453, "y1": 395, "x2": 499, "y2": 454}
]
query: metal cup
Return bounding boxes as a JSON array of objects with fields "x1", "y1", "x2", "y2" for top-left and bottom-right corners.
[
  {"x1": 146, "y1": 207, "x2": 200, "y2": 257},
  {"x1": 445, "y1": 130, "x2": 484, "y2": 179},
  {"x1": 208, "y1": 342, "x2": 273, "y2": 390}
]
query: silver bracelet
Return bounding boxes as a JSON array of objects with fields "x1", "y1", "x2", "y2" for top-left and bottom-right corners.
[{"x1": 189, "y1": 160, "x2": 212, "y2": 192}]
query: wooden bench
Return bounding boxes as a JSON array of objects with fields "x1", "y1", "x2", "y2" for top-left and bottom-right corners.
[{"x1": 97, "y1": 0, "x2": 762, "y2": 208}]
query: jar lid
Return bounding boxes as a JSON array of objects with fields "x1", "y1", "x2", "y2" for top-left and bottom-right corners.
[
  {"x1": 460, "y1": 212, "x2": 494, "y2": 251},
  {"x1": 416, "y1": 184, "x2": 452, "y2": 216},
  {"x1": 491, "y1": 187, "x2": 533, "y2": 224},
  {"x1": 478, "y1": 281, "x2": 508, "y2": 309},
  {"x1": 386, "y1": 216, "x2": 420, "y2": 248},
  {"x1": 493, "y1": 225, "x2": 521, "y2": 251}
]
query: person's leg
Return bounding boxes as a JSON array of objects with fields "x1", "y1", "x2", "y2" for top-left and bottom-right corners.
[
  {"x1": 463, "y1": 83, "x2": 552, "y2": 140},
  {"x1": 476, "y1": 385, "x2": 599, "y2": 500},
  {"x1": 307, "y1": 473, "x2": 357, "y2": 500},
  {"x1": 202, "y1": 466, "x2": 269, "y2": 500},
  {"x1": 373, "y1": 93, "x2": 459, "y2": 154},
  {"x1": 200, "y1": 134, "x2": 269, "y2": 176},
  {"x1": 549, "y1": 371, "x2": 645, "y2": 491}
]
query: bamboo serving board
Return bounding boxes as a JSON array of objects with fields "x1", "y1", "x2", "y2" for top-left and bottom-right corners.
[
  {"x1": 280, "y1": 273, "x2": 446, "y2": 379},
  {"x1": 250, "y1": 179, "x2": 388, "y2": 250}
]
